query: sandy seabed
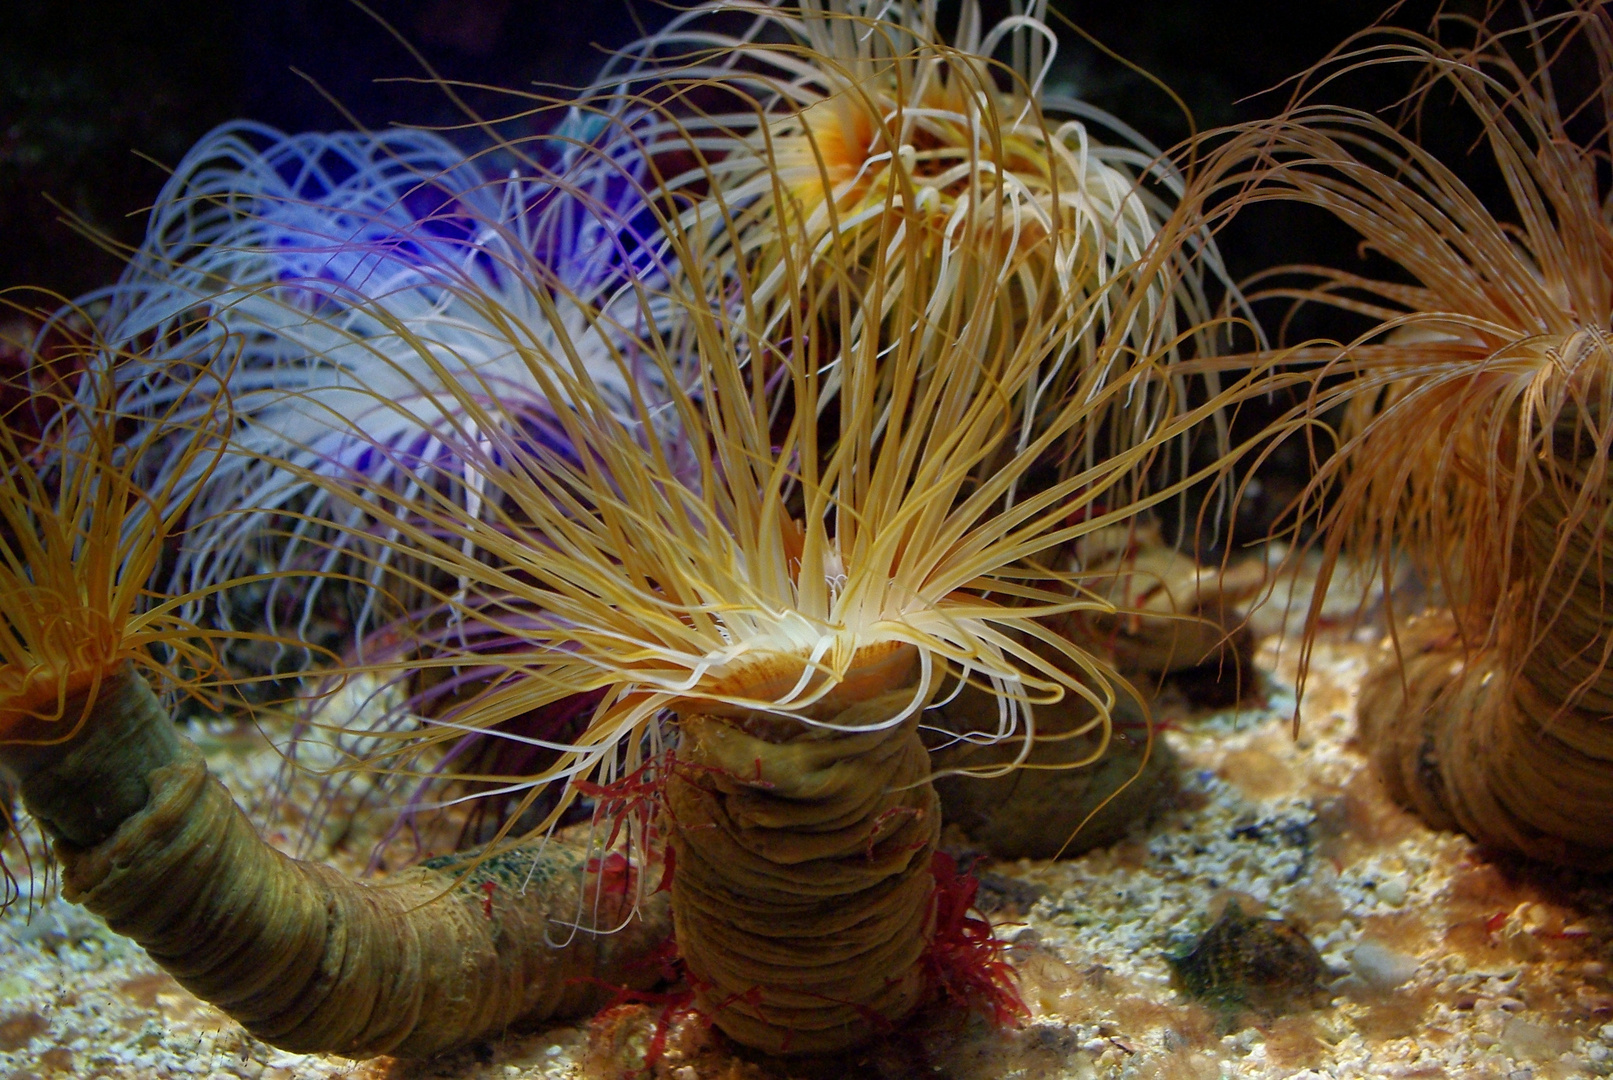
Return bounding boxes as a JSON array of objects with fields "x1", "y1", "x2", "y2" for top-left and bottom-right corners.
[{"x1": 2, "y1": 569, "x2": 1612, "y2": 1080}]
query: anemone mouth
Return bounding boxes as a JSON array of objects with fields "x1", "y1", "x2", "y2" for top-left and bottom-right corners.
[
  {"x1": 776, "y1": 88, "x2": 1076, "y2": 267},
  {"x1": 676, "y1": 639, "x2": 919, "y2": 733},
  {"x1": 793, "y1": 95, "x2": 875, "y2": 193},
  {"x1": 791, "y1": 78, "x2": 1044, "y2": 203},
  {"x1": 0, "y1": 658, "x2": 117, "y2": 741}
]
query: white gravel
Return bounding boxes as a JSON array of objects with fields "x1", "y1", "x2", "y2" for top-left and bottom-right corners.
[{"x1": 1, "y1": 575, "x2": 1609, "y2": 1079}]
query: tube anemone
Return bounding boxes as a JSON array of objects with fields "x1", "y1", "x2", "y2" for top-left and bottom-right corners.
[
  {"x1": 1203, "y1": 3, "x2": 1613, "y2": 867},
  {"x1": 0, "y1": 349, "x2": 671, "y2": 1057},
  {"x1": 249, "y1": 107, "x2": 1267, "y2": 1048},
  {"x1": 0, "y1": 335, "x2": 228, "y2": 745},
  {"x1": 589, "y1": 0, "x2": 1226, "y2": 459},
  {"x1": 60, "y1": 119, "x2": 678, "y2": 662}
]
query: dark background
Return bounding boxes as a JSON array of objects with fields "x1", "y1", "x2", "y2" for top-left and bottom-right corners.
[
  {"x1": 1, "y1": 0, "x2": 1455, "y2": 303},
  {"x1": 6, "y1": 0, "x2": 1512, "y2": 549}
]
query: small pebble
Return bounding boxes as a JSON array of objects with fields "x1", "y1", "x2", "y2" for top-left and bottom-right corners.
[
  {"x1": 1500, "y1": 1017, "x2": 1572, "y2": 1061},
  {"x1": 1376, "y1": 874, "x2": 1409, "y2": 906},
  {"x1": 1350, "y1": 942, "x2": 1419, "y2": 991},
  {"x1": 1011, "y1": 927, "x2": 1042, "y2": 946}
]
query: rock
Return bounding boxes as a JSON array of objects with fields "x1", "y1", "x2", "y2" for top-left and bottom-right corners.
[
  {"x1": 1376, "y1": 873, "x2": 1409, "y2": 906},
  {"x1": 1349, "y1": 942, "x2": 1419, "y2": 990},
  {"x1": 930, "y1": 687, "x2": 1176, "y2": 859},
  {"x1": 1167, "y1": 904, "x2": 1331, "y2": 1014}
]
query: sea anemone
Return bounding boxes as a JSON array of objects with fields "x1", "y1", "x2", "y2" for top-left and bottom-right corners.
[
  {"x1": 591, "y1": 0, "x2": 1225, "y2": 460},
  {"x1": 0, "y1": 330, "x2": 227, "y2": 744},
  {"x1": 1203, "y1": 2, "x2": 1613, "y2": 867},
  {"x1": 55, "y1": 118, "x2": 678, "y2": 661},
  {"x1": 252, "y1": 99, "x2": 1266, "y2": 1045}
]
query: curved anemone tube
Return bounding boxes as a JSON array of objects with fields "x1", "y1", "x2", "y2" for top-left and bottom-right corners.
[
  {"x1": 6, "y1": 664, "x2": 669, "y2": 1058},
  {"x1": 1197, "y1": 3, "x2": 1613, "y2": 867},
  {"x1": 0, "y1": 360, "x2": 670, "y2": 1058}
]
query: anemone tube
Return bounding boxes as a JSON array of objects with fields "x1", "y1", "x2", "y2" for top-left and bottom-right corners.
[
  {"x1": 658, "y1": 644, "x2": 943, "y2": 1051},
  {"x1": 7, "y1": 665, "x2": 671, "y2": 1057}
]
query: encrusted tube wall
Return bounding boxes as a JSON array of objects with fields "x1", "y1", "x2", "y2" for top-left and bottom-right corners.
[
  {"x1": 4, "y1": 665, "x2": 671, "y2": 1058},
  {"x1": 663, "y1": 656, "x2": 941, "y2": 1053}
]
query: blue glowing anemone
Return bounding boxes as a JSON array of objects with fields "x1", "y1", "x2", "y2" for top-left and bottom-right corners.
[{"x1": 56, "y1": 117, "x2": 685, "y2": 657}]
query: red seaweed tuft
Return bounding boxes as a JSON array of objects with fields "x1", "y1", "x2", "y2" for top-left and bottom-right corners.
[{"x1": 923, "y1": 851, "x2": 1029, "y2": 1028}]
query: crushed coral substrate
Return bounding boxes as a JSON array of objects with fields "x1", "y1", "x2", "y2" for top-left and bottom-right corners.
[{"x1": 2, "y1": 560, "x2": 1612, "y2": 1080}]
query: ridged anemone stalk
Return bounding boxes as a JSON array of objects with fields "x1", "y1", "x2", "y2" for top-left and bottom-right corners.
[
  {"x1": 1204, "y1": 4, "x2": 1613, "y2": 868},
  {"x1": 0, "y1": 346, "x2": 670, "y2": 1057}
]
